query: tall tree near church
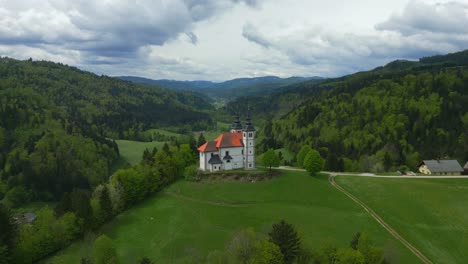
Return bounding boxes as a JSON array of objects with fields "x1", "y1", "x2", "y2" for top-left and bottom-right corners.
[{"x1": 197, "y1": 133, "x2": 206, "y2": 147}]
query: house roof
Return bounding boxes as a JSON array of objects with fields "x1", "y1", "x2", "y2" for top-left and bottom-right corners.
[
  {"x1": 464, "y1": 162, "x2": 468, "y2": 169},
  {"x1": 198, "y1": 132, "x2": 244, "y2": 153},
  {"x1": 419, "y1": 160, "x2": 463, "y2": 173},
  {"x1": 198, "y1": 141, "x2": 217, "y2": 152},
  {"x1": 208, "y1": 154, "x2": 223, "y2": 164},
  {"x1": 215, "y1": 132, "x2": 244, "y2": 148}
]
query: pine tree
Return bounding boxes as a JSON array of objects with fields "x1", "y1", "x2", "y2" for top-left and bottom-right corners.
[
  {"x1": 99, "y1": 185, "x2": 113, "y2": 221},
  {"x1": 268, "y1": 220, "x2": 301, "y2": 264},
  {"x1": 197, "y1": 133, "x2": 206, "y2": 147}
]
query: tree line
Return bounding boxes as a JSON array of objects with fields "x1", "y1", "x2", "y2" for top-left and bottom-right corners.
[{"x1": 0, "y1": 141, "x2": 197, "y2": 263}]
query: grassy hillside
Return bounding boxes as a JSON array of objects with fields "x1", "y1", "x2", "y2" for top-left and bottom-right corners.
[
  {"x1": 336, "y1": 176, "x2": 468, "y2": 264},
  {"x1": 45, "y1": 171, "x2": 419, "y2": 263}
]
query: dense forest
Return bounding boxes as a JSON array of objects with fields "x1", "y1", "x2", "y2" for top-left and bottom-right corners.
[
  {"x1": 0, "y1": 57, "x2": 214, "y2": 204},
  {"x1": 250, "y1": 50, "x2": 468, "y2": 171}
]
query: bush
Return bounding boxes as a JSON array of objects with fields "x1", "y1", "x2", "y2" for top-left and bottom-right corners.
[
  {"x1": 184, "y1": 165, "x2": 200, "y2": 181},
  {"x1": 4, "y1": 187, "x2": 31, "y2": 208}
]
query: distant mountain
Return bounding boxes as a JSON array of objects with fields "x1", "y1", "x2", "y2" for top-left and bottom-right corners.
[{"x1": 118, "y1": 75, "x2": 323, "y2": 99}]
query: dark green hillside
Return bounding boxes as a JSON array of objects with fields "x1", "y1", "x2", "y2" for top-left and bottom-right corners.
[
  {"x1": 240, "y1": 50, "x2": 468, "y2": 171},
  {"x1": 0, "y1": 58, "x2": 213, "y2": 202}
]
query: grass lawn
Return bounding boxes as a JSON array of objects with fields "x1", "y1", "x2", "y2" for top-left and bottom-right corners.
[
  {"x1": 115, "y1": 140, "x2": 165, "y2": 165},
  {"x1": 336, "y1": 176, "x2": 468, "y2": 264},
  {"x1": 45, "y1": 170, "x2": 419, "y2": 263}
]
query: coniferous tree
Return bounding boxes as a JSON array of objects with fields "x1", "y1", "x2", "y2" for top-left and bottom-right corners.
[
  {"x1": 99, "y1": 185, "x2": 113, "y2": 221},
  {"x1": 197, "y1": 133, "x2": 206, "y2": 147},
  {"x1": 268, "y1": 220, "x2": 301, "y2": 264}
]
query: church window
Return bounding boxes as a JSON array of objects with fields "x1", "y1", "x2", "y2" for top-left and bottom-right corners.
[
  {"x1": 249, "y1": 132, "x2": 253, "y2": 138},
  {"x1": 226, "y1": 151, "x2": 229, "y2": 156},
  {"x1": 249, "y1": 163, "x2": 252, "y2": 168},
  {"x1": 249, "y1": 150, "x2": 252, "y2": 154},
  {"x1": 227, "y1": 160, "x2": 231, "y2": 163},
  {"x1": 249, "y1": 142, "x2": 252, "y2": 146},
  {"x1": 243, "y1": 132, "x2": 246, "y2": 137},
  {"x1": 242, "y1": 149, "x2": 244, "y2": 155}
]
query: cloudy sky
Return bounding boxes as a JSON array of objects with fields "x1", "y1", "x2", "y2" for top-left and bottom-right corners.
[{"x1": 0, "y1": 0, "x2": 467, "y2": 81}]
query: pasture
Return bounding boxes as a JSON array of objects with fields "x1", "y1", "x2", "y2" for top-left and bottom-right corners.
[
  {"x1": 45, "y1": 171, "x2": 419, "y2": 263},
  {"x1": 336, "y1": 176, "x2": 468, "y2": 264},
  {"x1": 115, "y1": 140, "x2": 165, "y2": 165}
]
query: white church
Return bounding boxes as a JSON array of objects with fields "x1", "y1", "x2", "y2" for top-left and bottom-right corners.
[{"x1": 198, "y1": 115, "x2": 256, "y2": 172}]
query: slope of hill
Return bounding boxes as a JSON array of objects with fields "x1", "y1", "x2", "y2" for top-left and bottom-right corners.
[
  {"x1": 0, "y1": 58, "x2": 213, "y2": 202},
  {"x1": 118, "y1": 75, "x2": 321, "y2": 99},
  {"x1": 246, "y1": 50, "x2": 468, "y2": 169}
]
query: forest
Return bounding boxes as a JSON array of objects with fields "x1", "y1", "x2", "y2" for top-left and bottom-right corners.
[
  {"x1": 245, "y1": 50, "x2": 468, "y2": 172},
  {"x1": 0, "y1": 57, "x2": 214, "y2": 205}
]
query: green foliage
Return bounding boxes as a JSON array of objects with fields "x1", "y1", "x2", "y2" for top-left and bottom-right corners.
[
  {"x1": 268, "y1": 220, "x2": 301, "y2": 264},
  {"x1": 184, "y1": 164, "x2": 200, "y2": 181},
  {"x1": 296, "y1": 146, "x2": 312, "y2": 168},
  {"x1": 197, "y1": 133, "x2": 207, "y2": 147},
  {"x1": 93, "y1": 235, "x2": 118, "y2": 264},
  {"x1": 261, "y1": 149, "x2": 280, "y2": 174},
  {"x1": 3, "y1": 186, "x2": 31, "y2": 208},
  {"x1": 13, "y1": 207, "x2": 80, "y2": 264},
  {"x1": 226, "y1": 228, "x2": 284, "y2": 264},
  {"x1": 334, "y1": 248, "x2": 365, "y2": 264},
  {"x1": 303, "y1": 150, "x2": 324, "y2": 176}
]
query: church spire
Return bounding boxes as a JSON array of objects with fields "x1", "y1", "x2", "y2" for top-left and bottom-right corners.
[{"x1": 231, "y1": 114, "x2": 243, "y2": 132}]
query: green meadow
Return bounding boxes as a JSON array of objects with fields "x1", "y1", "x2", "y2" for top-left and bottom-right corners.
[
  {"x1": 115, "y1": 140, "x2": 165, "y2": 165},
  {"x1": 45, "y1": 171, "x2": 419, "y2": 263},
  {"x1": 336, "y1": 176, "x2": 468, "y2": 264}
]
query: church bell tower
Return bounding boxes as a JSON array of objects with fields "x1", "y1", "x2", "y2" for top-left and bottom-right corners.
[{"x1": 242, "y1": 114, "x2": 256, "y2": 169}]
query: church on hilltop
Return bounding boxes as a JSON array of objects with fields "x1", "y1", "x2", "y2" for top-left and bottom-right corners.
[{"x1": 198, "y1": 115, "x2": 256, "y2": 172}]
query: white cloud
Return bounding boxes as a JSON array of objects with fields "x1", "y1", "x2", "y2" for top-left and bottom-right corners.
[{"x1": 0, "y1": 0, "x2": 467, "y2": 80}]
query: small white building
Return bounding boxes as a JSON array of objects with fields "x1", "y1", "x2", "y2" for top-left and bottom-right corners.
[{"x1": 198, "y1": 115, "x2": 256, "y2": 172}]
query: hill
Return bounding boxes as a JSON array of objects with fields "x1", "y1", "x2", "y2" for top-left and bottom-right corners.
[
  {"x1": 237, "y1": 50, "x2": 468, "y2": 170},
  {"x1": 118, "y1": 75, "x2": 321, "y2": 100},
  {"x1": 45, "y1": 171, "x2": 419, "y2": 263},
  {"x1": 0, "y1": 57, "x2": 213, "y2": 202}
]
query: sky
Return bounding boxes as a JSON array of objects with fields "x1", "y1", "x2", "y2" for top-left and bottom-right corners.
[{"x1": 0, "y1": 0, "x2": 467, "y2": 81}]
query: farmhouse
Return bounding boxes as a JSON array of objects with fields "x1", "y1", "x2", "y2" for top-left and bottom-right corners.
[
  {"x1": 417, "y1": 160, "x2": 463, "y2": 175},
  {"x1": 198, "y1": 115, "x2": 255, "y2": 172}
]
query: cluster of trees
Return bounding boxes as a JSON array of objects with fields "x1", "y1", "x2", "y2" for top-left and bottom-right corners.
[
  {"x1": 296, "y1": 146, "x2": 325, "y2": 175},
  {"x1": 0, "y1": 141, "x2": 197, "y2": 263},
  {"x1": 205, "y1": 220, "x2": 388, "y2": 264}
]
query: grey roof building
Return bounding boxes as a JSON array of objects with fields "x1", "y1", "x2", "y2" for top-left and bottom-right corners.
[{"x1": 418, "y1": 160, "x2": 463, "y2": 175}]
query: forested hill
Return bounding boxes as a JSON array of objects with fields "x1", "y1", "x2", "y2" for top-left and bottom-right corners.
[
  {"x1": 255, "y1": 50, "x2": 468, "y2": 172},
  {"x1": 0, "y1": 57, "x2": 213, "y2": 202},
  {"x1": 119, "y1": 75, "x2": 321, "y2": 99}
]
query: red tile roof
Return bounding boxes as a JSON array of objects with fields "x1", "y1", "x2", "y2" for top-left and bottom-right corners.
[
  {"x1": 198, "y1": 141, "x2": 217, "y2": 152},
  {"x1": 215, "y1": 132, "x2": 244, "y2": 148},
  {"x1": 198, "y1": 132, "x2": 243, "y2": 152}
]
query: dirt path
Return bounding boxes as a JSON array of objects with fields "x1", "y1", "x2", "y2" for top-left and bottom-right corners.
[
  {"x1": 329, "y1": 175, "x2": 433, "y2": 264},
  {"x1": 163, "y1": 191, "x2": 251, "y2": 208}
]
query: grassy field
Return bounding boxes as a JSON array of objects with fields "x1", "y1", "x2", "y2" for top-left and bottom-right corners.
[
  {"x1": 115, "y1": 140, "x2": 165, "y2": 165},
  {"x1": 336, "y1": 176, "x2": 468, "y2": 264},
  {"x1": 45, "y1": 171, "x2": 419, "y2": 263}
]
